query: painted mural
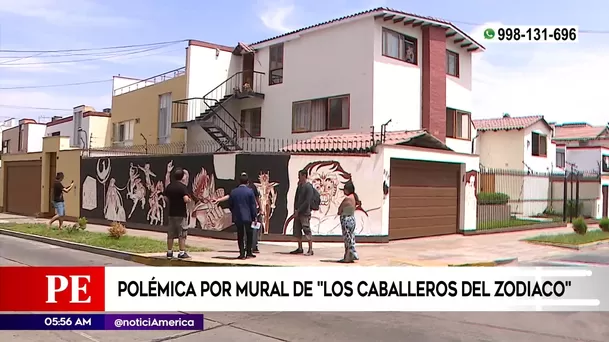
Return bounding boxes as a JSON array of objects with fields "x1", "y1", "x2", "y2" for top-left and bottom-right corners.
[{"x1": 80, "y1": 153, "x2": 383, "y2": 236}]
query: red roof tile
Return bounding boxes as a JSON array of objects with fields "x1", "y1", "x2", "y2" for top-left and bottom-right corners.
[
  {"x1": 281, "y1": 130, "x2": 440, "y2": 153},
  {"x1": 250, "y1": 7, "x2": 484, "y2": 52},
  {"x1": 473, "y1": 115, "x2": 544, "y2": 131},
  {"x1": 554, "y1": 123, "x2": 607, "y2": 140}
]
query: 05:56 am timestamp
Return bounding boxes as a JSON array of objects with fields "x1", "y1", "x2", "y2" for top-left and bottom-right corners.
[{"x1": 483, "y1": 26, "x2": 578, "y2": 43}]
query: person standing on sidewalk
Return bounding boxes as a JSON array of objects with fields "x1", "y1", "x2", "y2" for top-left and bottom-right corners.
[
  {"x1": 163, "y1": 168, "x2": 191, "y2": 259},
  {"x1": 228, "y1": 172, "x2": 258, "y2": 259},
  {"x1": 290, "y1": 169, "x2": 314, "y2": 256},
  {"x1": 337, "y1": 180, "x2": 359, "y2": 263},
  {"x1": 48, "y1": 172, "x2": 74, "y2": 229},
  {"x1": 212, "y1": 173, "x2": 263, "y2": 253}
]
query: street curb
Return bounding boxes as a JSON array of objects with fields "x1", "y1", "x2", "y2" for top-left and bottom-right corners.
[
  {"x1": 390, "y1": 257, "x2": 518, "y2": 267},
  {"x1": 525, "y1": 239, "x2": 609, "y2": 250},
  {"x1": 0, "y1": 228, "x2": 275, "y2": 267}
]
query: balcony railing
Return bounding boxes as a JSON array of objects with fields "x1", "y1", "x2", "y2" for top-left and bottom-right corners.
[{"x1": 113, "y1": 67, "x2": 186, "y2": 96}]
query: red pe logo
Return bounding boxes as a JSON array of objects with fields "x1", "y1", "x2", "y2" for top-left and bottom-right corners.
[
  {"x1": 46, "y1": 275, "x2": 92, "y2": 304},
  {"x1": 0, "y1": 267, "x2": 105, "y2": 311}
]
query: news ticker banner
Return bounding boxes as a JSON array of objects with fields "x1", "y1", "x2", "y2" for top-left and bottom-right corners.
[
  {"x1": 0, "y1": 314, "x2": 204, "y2": 331},
  {"x1": 0, "y1": 266, "x2": 607, "y2": 312}
]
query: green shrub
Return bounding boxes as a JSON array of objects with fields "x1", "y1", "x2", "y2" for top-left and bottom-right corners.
[
  {"x1": 572, "y1": 217, "x2": 587, "y2": 235},
  {"x1": 78, "y1": 217, "x2": 88, "y2": 230},
  {"x1": 65, "y1": 223, "x2": 81, "y2": 233},
  {"x1": 478, "y1": 192, "x2": 510, "y2": 205},
  {"x1": 600, "y1": 217, "x2": 609, "y2": 232},
  {"x1": 108, "y1": 222, "x2": 127, "y2": 239},
  {"x1": 542, "y1": 207, "x2": 559, "y2": 216}
]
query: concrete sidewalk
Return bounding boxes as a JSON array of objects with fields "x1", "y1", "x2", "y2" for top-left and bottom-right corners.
[{"x1": 0, "y1": 213, "x2": 584, "y2": 266}]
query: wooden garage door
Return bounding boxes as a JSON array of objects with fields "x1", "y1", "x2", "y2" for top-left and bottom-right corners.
[
  {"x1": 5, "y1": 160, "x2": 42, "y2": 216},
  {"x1": 389, "y1": 159, "x2": 460, "y2": 240}
]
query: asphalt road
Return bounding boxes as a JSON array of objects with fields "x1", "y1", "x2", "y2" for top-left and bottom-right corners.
[{"x1": 1, "y1": 235, "x2": 609, "y2": 342}]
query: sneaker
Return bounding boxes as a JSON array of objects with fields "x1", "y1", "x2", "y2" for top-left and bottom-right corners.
[
  {"x1": 166, "y1": 251, "x2": 174, "y2": 259},
  {"x1": 304, "y1": 250, "x2": 314, "y2": 256},
  {"x1": 177, "y1": 252, "x2": 191, "y2": 259},
  {"x1": 289, "y1": 248, "x2": 304, "y2": 254}
]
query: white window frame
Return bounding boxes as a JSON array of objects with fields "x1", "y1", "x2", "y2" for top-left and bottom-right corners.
[
  {"x1": 158, "y1": 93, "x2": 172, "y2": 144},
  {"x1": 113, "y1": 120, "x2": 134, "y2": 146},
  {"x1": 72, "y1": 110, "x2": 83, "y2": 147}
]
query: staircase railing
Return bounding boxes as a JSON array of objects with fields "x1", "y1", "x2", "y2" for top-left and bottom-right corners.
[{"x1": 202, "y1": 70, "x2": 265, "y2": 108}]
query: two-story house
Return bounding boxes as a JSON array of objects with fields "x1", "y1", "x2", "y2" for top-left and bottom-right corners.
[
  {"x1": 1, "y1": 118, "x2": 47, "y2": 154},
  {"x1": 108, "y1": 8, "x2": 483, "y2": 154},
  {"x1": 473, "y1": 114, "x2": 560, "y2": 217},
  {"x1": 45, "y1": 105, "x2": 111, "y2": 149}
]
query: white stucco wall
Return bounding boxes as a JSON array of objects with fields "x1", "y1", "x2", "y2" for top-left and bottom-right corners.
[
  {"x1": 186, "y1": 45, "x2": 234, "y2": 108},
  {"x1": 567, "y1": 148, "x2": 601, "y2": 173},
  {"x1": 446, "y1": 40, "x2": 473, "y2": 114},
  {"x1": 26, "y1": 124, "x2": 46, "y2": 152},
  {"x1": 523, "y1": 121, "x2": 556, "y2": 173},
  {"x1": 477, "y1": 130, "x2": 524, "y2": 170},
  {"x1": 44, "y1": 115, "x2": 110, "y2": 148}
]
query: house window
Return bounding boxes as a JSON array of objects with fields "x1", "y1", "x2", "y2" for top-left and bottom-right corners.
[
  {"x1": 446, "y1": 50, "x2": 459, "y2": 77},
  {"x1": 18, "y1": 124, "x2": 25, "y2": 152},
  {"x1": 556, "y1": 150, "x2": 566, "y2": 168},
  {"x1": 113, "y1": 120, "x2": 135, "y2": 146},
  {"x1": 269, "y1": 43, "x2": 284, "y2": 85},
  {"x1": 158, "y1": 93, "x2": 172, "y2": 144},
  {"x1": 72, "y1": 110, "x2": 82, "y2": 147},
  {"x1": 292, "y1": 95, "x2": 350, "y2": 133},
  {"x1": 51, "y1": 131, "x2": 60, "y2": 136},
  {"x1": 446, "y1": 108, "x2": 470, "y2": 139},
  {"x1": 531, "y1": 132, "x2": 547, "y2": 156},
  {"x1": 240, "y1": 108, "x2": 262, "y2": 137},
  {"x1": 382, "y1": 28, "x2": 417, "y2": 64},
  {"x1": 1, "y1": 140, "x2": 8, "y2": 154}
]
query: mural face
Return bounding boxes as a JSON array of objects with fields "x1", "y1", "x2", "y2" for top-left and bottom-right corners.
[
  {"x1": 284, "y1": 158, "x2": 383, "y2": 236},
  {"x1": 81, "y1": 154, "x2": 383, "y2": 236}
]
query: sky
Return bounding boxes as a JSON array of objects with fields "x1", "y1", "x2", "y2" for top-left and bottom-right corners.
[{"x1": 0, "y1": 0, "x2": 608, "y2": 125}]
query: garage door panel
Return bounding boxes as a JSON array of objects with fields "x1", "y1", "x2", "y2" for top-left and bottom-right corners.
[
  {"x1": 5, "y1": 161, "x2": 42, "y2": 216},
  {"x1": 388, "y1": 159, "x2": 460, "y2": 240},
  {"x1": 390, "y1": 206, "x2": 457, "y2": 218},
  {"x1": 389, "y1": 225, "x2": 458, "y2": 240},
  {"x1": 390, "y1": 215, "x2": 457, "y2": 228},
  {"x1": 389, "y1": 197, "x2": 457, "y2": 209},
  {"x1": 390, "y1": 186, "x2": 458, "y2": 198}
]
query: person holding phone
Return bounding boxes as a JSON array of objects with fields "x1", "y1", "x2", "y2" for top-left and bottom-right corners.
[{"x1": 48, "y1": 172, "x2": 74, "y2": 229}]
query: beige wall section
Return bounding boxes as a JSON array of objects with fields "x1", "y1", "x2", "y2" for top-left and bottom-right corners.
[
  {"x1": 1, "y1": 126, "x2": 20, "y2": 154},
  {"x1": 0, "y1": 136, "x2": 81, "y2": 217},
  {"x1": 109, "y1": 75, "x2": 187, "y2": 146},
  {"x1": 477, "y1": 130, "x2": 525, "y2": 170},
  {"x1": 88, "y1": 116, "x2": 112, "y2": 148}
]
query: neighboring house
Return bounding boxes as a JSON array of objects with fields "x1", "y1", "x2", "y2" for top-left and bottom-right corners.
[
  {"x1": 110, "y1": 67, "x2": 187, "y2": 146},
  {"x1": 473, "y1": 114, "x2": 559, "y2": 173},
  {"x1": 45, "y1": 105, "x2": 111, "y2": 149},
  {"x1": 553, "y1": 122, "x2": 609, "y2": 148},
  {"x1": 0, "y1": 118, "x2": 18, "y2": 133},
  {"x1": 473, "y1": 114, "x2": 559, "y2": 218},
  {"x1": 1, "y1": 119, "x2": 47, "y2": 154},
  {"x1": 161, "y1": 7, "x2": 483, "y2": 154}
]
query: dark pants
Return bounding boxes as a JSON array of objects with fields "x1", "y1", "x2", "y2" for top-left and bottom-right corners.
[{"x1": 236, "y1": 221, "x2": 253, "y2": 255}]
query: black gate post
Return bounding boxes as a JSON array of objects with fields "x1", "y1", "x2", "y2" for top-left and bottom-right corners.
[
  {"x1": 569, "y1": 165, "x2": 575, "y2": 223},
  {"x1": 575, "y1": 172, "x2": 580, "y2": 219},
  {"x1": 562, "y1": 172, "x2": 568, "y2": 222}
]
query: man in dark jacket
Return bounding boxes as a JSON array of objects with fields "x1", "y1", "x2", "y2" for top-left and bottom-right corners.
[
  {"x1": 228, "y1": 172, "x2": 258, "y2": 259},
  {"x1": 290, "y1": 169, "x2": 314, "y2": 256}
]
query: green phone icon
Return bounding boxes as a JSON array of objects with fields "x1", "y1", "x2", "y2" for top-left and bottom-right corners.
[{"x1": 484, "y1": 28, "x2": 496, "y2": 40}]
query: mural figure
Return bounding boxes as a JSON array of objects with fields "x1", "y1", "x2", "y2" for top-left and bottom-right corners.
[
  {"x1": 138, "y1": 163, "x2": 157, "y2": 190},
  {"x1": 165, "y1": 161, "x2": 174, "y2": 187},
  {"x1": 283, "y1": 160, "x2": 378, "y2": 235},
  {"x1": 382, "y1": 169, "x2": 390, "y2": 200},
  {"x1": 147, "y1": 181, "x2": 166, "y2": 225},
  {"x1": 253, "y1": 171, "x2": 279, "y2": 234},
  {"x1": 96, "y1": 158, "x2": 111, "y2": 209},
  {"x1": 104, "y1": 178, "x2": 126, "y2": 222},
  {"x1": 81, "y1": 176, "x2": 97, "y2": 211},
  {"x1": 126, "y1": 163, "x2": 146, "y2": 219},
  {"x1": 189, "y1": 167, "x2": 232, "y2": 230}
]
